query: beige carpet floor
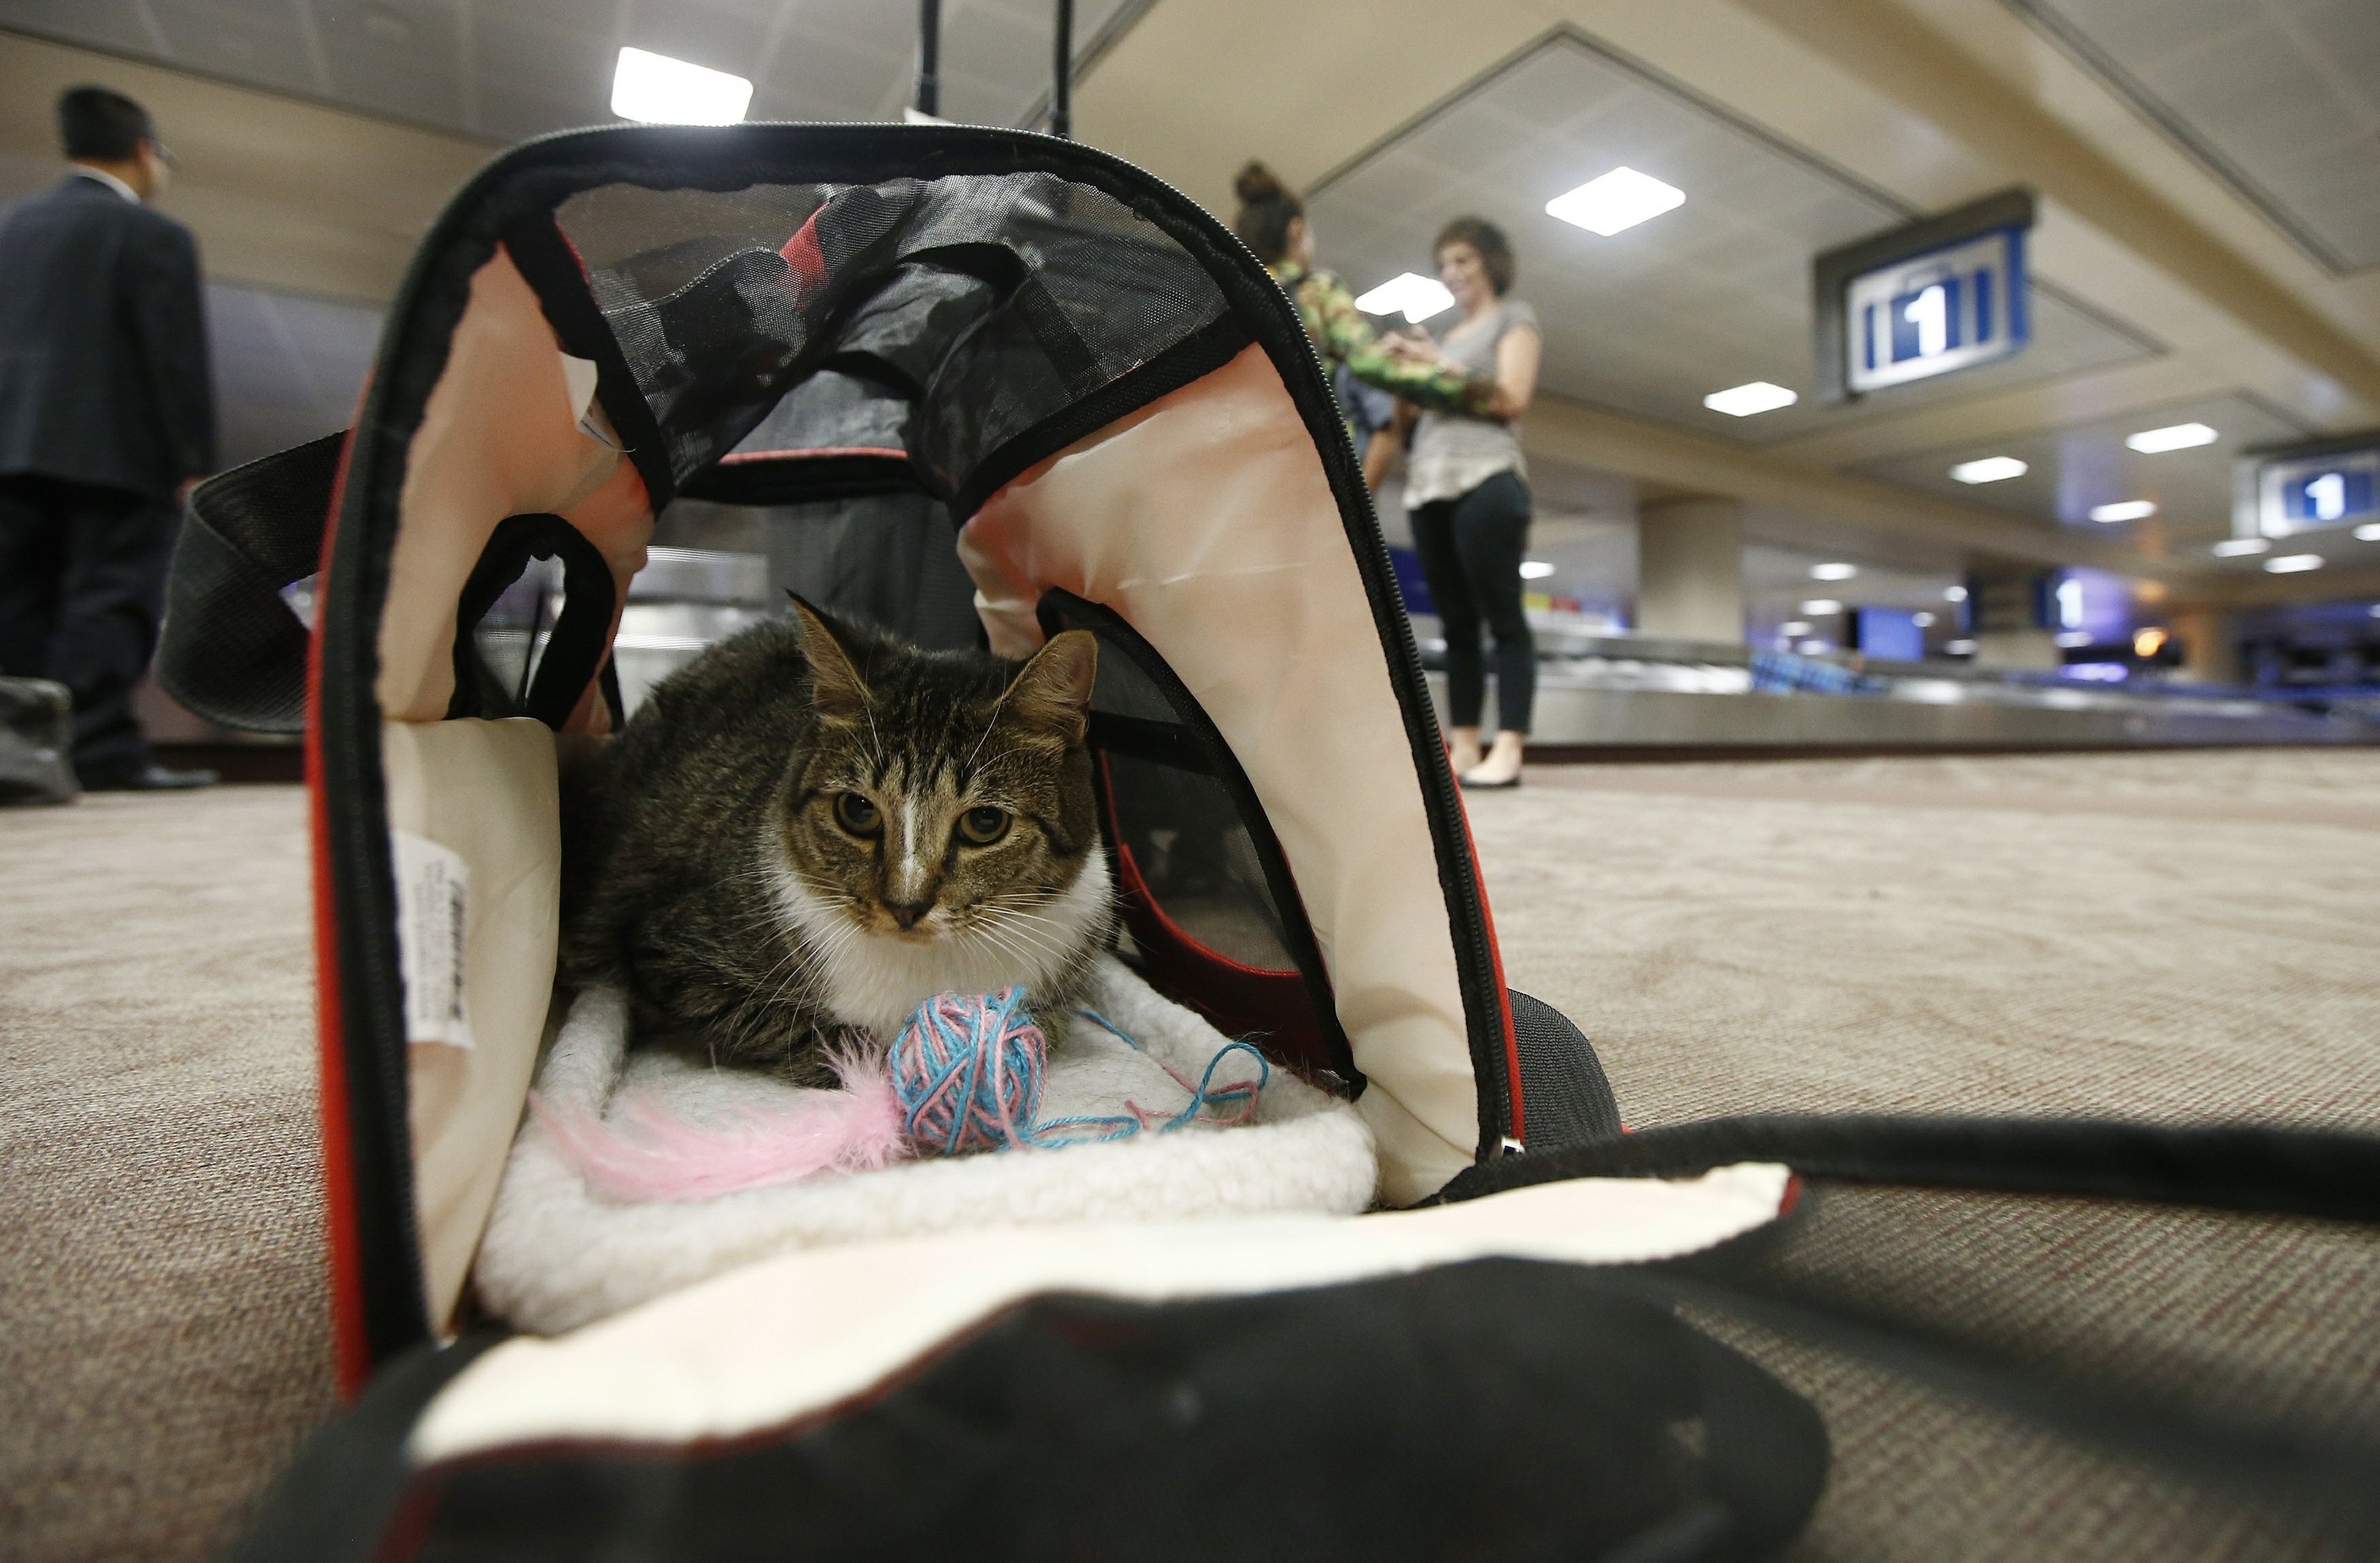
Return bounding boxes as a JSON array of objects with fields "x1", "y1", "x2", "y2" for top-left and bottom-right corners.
[
  {"x1": 2, "y1": 750, "x2": 2376, "y2": 1559},
  {"x1": 0, "y1": 786, "x2": 332, "y2": 1563}
]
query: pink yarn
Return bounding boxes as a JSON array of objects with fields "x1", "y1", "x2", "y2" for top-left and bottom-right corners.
[
  {"x1": 890, "y1": 988, "x2": 1046, "y2": 1155},
  {"x1": 532, "y1": 1046, "x2": 910, "y2": 1202}
]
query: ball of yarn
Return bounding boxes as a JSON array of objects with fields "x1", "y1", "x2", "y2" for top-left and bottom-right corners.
[{"x1": 891, "y1": 988, "x2": 1046, "y2": 1156}]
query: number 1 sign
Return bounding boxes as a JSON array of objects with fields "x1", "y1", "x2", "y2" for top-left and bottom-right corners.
[
  {"x1": 2247, "y1": 440, "x2": 2380, "y2": 539},
  {"x1": 1813, "y1": 189, "x2": 2036, "y2": 404},
  {"x1": 1844, "y1": 228, "x2": 2028, "y2": 394}
]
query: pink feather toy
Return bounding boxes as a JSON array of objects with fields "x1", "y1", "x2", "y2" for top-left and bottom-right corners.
[{"x1": 530, "y1": 1046, "x2": 911, "y2": 1204}]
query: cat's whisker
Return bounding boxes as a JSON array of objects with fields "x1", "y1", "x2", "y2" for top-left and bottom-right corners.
[{"x1": 970, "y1": 907, "x2": 1071, "y2": 964}]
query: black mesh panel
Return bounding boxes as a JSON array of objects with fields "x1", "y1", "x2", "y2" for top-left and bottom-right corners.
[{"x1": 554, "y1": 173, "x2": 1229, "y2": 507}]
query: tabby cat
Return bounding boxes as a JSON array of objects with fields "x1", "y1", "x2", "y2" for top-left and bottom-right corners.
[{"x1": 561, "y1": 598, "x2": 1111, "y2": 1082}]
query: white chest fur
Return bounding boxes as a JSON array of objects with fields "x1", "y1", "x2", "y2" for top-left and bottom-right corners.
[{"x1": 767, "y1": 847, "x2": 1113, "y2": 1039}]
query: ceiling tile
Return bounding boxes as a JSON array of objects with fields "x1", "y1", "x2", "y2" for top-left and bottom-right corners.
[
  {"x1": 2013, "y1": 0, "x2": 2380, "y2": 271},
  {"x1": 5, "y1": 0, "x2": 159, "y2": 55},
  {"x1": 146, "y1": 0, "x2": 321, "y2": 93}
]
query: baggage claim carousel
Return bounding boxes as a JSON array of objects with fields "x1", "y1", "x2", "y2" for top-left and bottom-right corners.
[
  {"x1": 1425, "y1": 628, "x2": 2380, "y2": 757},
  {"x1": 601, "y1": 550, "x2": 2377, "y2": 757}
]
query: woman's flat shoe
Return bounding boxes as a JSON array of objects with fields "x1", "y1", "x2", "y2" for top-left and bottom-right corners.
[{"x1": 1458, "y1": 770, "x2": 1522, "y2": 790}]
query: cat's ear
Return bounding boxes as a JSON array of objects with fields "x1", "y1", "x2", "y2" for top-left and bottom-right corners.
[
  {"x1": 1000, "y1": 629, "x2": 1098, "y2": 744},
  {"x1": 788, "y1": 594, "x2": 872, "y2": 727}
]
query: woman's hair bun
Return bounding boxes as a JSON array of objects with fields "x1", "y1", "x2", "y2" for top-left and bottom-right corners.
[{"x1": 1234, "y1": 161, "x2": 1287, "y2": 205}]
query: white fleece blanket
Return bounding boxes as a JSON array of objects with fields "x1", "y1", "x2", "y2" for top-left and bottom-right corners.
[{"x1": 473, "y1": 956, "x2": 1379, "y2": 1334}]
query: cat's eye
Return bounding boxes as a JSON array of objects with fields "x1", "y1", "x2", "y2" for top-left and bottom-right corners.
[
  {"x1": 956, "y1": 806, "x2": 1011, "y2": 847},
  {"x1": 831, "y1": 792, "x2": 881, "y2": 835}
]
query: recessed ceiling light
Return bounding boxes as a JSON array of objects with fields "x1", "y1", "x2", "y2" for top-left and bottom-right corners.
[
  {"x1": 1800, "y1": 599, "x2": 1843, "y2": 616},
  {"x1": 2355, "y1": 523, "x2": 2380, "y2": 542},
  {"x1": 1810, "y1": 562, "x2": 1857, "y2": 581},
  {"x1": 1518, "y1": 559, "x2": 1557, "y2": 580},
  {"x1": 1946, "y1": 638, "x2": 1978, "y2": 654},
  {"x1": 1545, "y1": 167, "x2": 1685, "y2": 236},
  {"x1": 1944, "y1": 585, "x2": 1968, "y2": 602},
  {"x1": 2125, "y1": 421, "x2": 2218, "y2": 453},
  {"x1": 1353, "y1": 272, "x2": 1455, "y2": 324},
  {"x1": 612, "y1": 46, "x2": 753, "y2": 125},
  {"x1": 2264, "y1": 554, "x2": 2323, "y2": 573},
  {"x1": 1912, "y1": 611, "x2": 1936, "y2": 628},
  {"x1": 1704, "y1": 381, "x2": 1797, "y2": 417},
  {"x1": 1950, "y1": 456, "x2": 2028, "y2": 483},
  {"x1": 1780, "y1": 620, "x2": 1812, "y2": 636},
  {"x1": 2089, "y1": 499, "x2": 2157, "y2": 523},
  {"x1": 2212, "y1": 537, "x2": 2271, "y2": 557},
  {"x1": 1797, "y1": 639, "x2": 1830, "y2": 655}
]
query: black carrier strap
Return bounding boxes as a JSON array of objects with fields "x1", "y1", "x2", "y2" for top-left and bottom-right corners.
[
  {"x1": 446, "y1": 513, "x2": 624, "y2": 732},
  {"x1": 157, "y1": 431, "x2": 347, "y2": 734},
  {"x1": 1435, "y1": 1111, "x2": 2380, "y2": 1223}
]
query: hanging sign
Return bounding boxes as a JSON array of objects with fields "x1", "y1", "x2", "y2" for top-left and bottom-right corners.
[
  {"x1": 1814, "y1": 189, "x2": 2034, "y2": 403},
  {"x1": 2243, "y1": 437, "x2": 2380, "y2": 540}
]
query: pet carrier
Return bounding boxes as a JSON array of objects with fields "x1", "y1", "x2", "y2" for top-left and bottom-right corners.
[{"x1": 161, "y1": 90, "x2": 2380, "y2": 1563}]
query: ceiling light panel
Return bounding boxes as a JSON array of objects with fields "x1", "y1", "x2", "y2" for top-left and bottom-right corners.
[
  {"x1": 1353, "y1": 273, "x2": 1456, "y2": 324},
  {"x1": 1800, "y1": 599, "x2": 1844, "y2": 616},
  {"x1": 1809, "y1": 562, "x2": 1857, "y2": 581},
  {"x1": 1950, "y1": 457, "x2": 2029, "y2": 484},
  {"x1": 1703, "y1": 382, "x2": 1798, "y2": 417},
  {"x1": 2126, "y1": 421, "x2": 2219, "y2": 453},
  {"x1": 612, "y1": 47, "x2": 752, "y2": 125},
  {"x1": 2264, "y1": 554, "x2": 2324, "y2": 573},
  {"x1": 2089, "y1": 500, "x2": 2157, "y2": 523},
  {"x1": 1545, "y1": 167, "x2": 1686, "y2": 236},
  {"x1": 2212, "y1": 538, "x2": 2271, "y2": 557}
]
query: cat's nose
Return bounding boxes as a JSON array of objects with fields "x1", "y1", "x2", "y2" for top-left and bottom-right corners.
[{"x1": 883, "y1": 899, "x2": 932, "y2": 930}]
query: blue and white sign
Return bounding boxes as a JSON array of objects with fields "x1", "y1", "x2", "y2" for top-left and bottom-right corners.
[
  {"x1": 2255, "y1": 444, "x2": 2380, "y2": 537},
  {"x1": 1844, "y1": 228, "x2": 2029, "y2": 394}
]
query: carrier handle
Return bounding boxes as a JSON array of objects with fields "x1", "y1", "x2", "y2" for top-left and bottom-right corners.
[
  {"x1": 157, "y1": 430, "x2": 347, "y2": 735},
  {"x1": 1050, "y1": 0, "x2": 1073, "y2": 140},
  {"x1": 914, "y1": 0, "x2": 940, "y2": 117}
]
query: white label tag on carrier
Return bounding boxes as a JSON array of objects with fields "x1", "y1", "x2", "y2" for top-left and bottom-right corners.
[{"x1": 391, "y1": 829, "x2": 474, "y2": 1050}]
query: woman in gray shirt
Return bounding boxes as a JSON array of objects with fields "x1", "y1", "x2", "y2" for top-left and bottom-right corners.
[{"x1": 1399, "y1": 217, "x2": 1542, "y2": 789}]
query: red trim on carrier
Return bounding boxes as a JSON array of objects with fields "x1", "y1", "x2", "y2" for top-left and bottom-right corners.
[
  {"x1": 1107, "y1": 835, "x2": 1339, "y2": 1080},
  {"x1": 305, "y1": 424, "x2": 373, "y2": 1397},
  {"x1": 715, "y1": 446, "x2": 909, "y2": 464}
]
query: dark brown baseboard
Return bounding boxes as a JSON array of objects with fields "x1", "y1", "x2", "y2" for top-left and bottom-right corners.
[
  {"x1": 154, "y1": 741, "x2": 305, "y2": 784},
  {"x1": 1522, "y1": 740, "x2": 2376, "y2": 764}
]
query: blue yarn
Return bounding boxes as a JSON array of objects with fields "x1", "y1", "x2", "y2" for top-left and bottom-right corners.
[
  {"x1": 889, "y1": 989, "x2": 1271, "y2": 1154},
  {"x1": 890, "y1": 986, "x2": 1045, "y2": 1155},
  {"x1": 1025, "y1": 1006, "x2": 1272, "y2": 1148}
]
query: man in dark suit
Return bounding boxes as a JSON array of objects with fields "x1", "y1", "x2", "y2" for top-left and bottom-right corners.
[{"x1": 0, "y1": 86, "x2": 217, "y2": 790}]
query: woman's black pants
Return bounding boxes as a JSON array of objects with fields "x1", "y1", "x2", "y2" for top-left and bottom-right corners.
[{"x1": 1410, "y1": 469, "x2": 1534, "y2": 735}]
